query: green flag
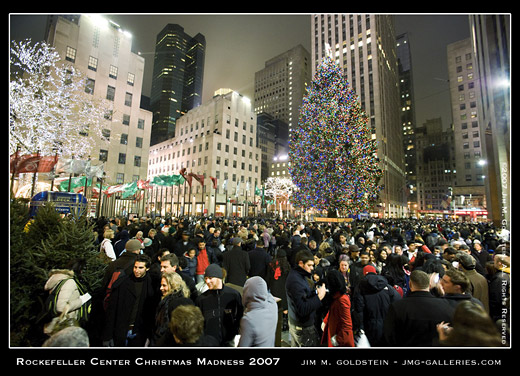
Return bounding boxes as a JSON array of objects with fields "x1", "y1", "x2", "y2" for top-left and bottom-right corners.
[
  {"x1": 150, "y1": 174, "x2": 185, "y2": 186},
  {"x1": 121, "y1": 181, "x2": 138, "y2": 199},
  {"x1": 59, "y1": 176, "x2": 92, "y2": 192}
]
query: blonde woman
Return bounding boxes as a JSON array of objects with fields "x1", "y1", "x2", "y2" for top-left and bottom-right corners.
[
  {"x1": 100, "y1": 229, "x2": 116, "y2": 261},
  {"x1": 151, "y1": 272, "x2": 192, "y2": 346}
]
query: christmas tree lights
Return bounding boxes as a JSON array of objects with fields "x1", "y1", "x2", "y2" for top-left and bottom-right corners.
[{"x1": 289, "y1": 53, "x2": 382, "y2": 216}]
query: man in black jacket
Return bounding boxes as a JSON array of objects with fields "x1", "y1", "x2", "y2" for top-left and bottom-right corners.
[
  {"x1": 222, "y1": 238, "x2": 250, "y2": 287},
  {"x1": 102, "y1": 254, "x2": 158, "y2": 346},
  {"x1": 383, "y1": 270, "x2": 454, "y2": 347},
  {"x1": 285, "y1": 250, "x2": 326, "y2": 347},
  {"x1": 196, "y1": 264, "x2": 243, "y2": 346}
]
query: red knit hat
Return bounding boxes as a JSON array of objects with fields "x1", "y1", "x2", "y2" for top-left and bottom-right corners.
[{"x1": 363, "y1": 265, "x2": 377, "y2": 276}]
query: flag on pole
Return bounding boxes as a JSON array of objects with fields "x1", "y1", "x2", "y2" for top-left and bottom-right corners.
[
  {"x1": 210, "y1": 176, "x2": 218, "y2": 189},
  {"x1": 10, "y1": 153, "x2": 58, "y2": 173},
  {"x1": 84, "y1": 161, "x2": 104, "y2": 179},
  {"x1": 188, "y1": 172, "x2": 204, "y2": 186},
  {"x1": 222, "y1": 179, "x2": 228, "y2": 191}
]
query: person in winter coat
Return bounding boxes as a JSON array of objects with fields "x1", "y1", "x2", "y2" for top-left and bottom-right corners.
[
  {"x1": 196, "y1": 264, "x2": 244, "y2": 346},
  {"x1": 352, "y1": 265, "x2": 401, "y2": 346},
  {"x1": 100, "y1": 229, "x2": 116, "y2": 261},
  {"x1": 285, "y1": 250, "x2": 327, "y2": 347},
  {"x1": 151, "y1": 272, "x2": 192, "y2": 346},
  {"x1": 238, "y1": 276, "x2": 278, "y2": 347},
  {"x1": 102, "y1": 254, "x2": 158, "y2": 346},
  {"x1": 488, "y1": 254, "x2": 510, "y2": 323},
  {"x1": 439, "y1": 269, "x2": 485, "y2": 310},
  {"x1": 247, "y1": 239, "x2": 272, "y2": 280},
  {"x1": 194, "y1": 238, "x2": 218, "y2": 285},
  {"x1": 113, "y1": 230, "x2": 130, "y2": 258},
  {"x1": 321, "y1": 269, "x2": 354, "y2": 347},
  {"x1": 458, "y1": 253, "x2": 489, "y2": 314},
  {"x1": 43, "y1": 265, "x2": 92, "y2": 335},
  {"x1": 383, "y1": 270, "x2": 455, "y2": 347},
  {"x1": 266, "y1": 248, "x2": 290, "y2": 332},
  {"x1": 222, "y1": 238, "x2": 250, "y2": 287}
]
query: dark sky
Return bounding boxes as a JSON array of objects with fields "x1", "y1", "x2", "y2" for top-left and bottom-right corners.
[{"x1": 9, "y1": 13, "x2": 470, "y2": 128}]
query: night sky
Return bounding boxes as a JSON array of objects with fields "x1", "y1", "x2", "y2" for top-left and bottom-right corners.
[{"x1": 10, "y1": 13, "x2": 470, "y2": 128}]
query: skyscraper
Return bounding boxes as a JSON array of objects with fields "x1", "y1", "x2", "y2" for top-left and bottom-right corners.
[
  {"x1": 254, "y1": 44, "x2": 311, "y2": 137},
  {"x1": 469, "y1": 15, "x2": 510, "y2": 228},
  {"x1": 447, "y1": 38, "x2": 486, "y2": 218},
  {"x1": 150, "y1": 24, "x2": 205, "y2": 146},
  {"x1": 312, "y1": 14, "x2": 406, "y2": 217},
  {"x1": 396, "y1": 33, "x2": 418, "y2": 215}
]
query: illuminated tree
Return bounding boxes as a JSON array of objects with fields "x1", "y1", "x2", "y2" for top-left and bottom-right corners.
[
  {"x1": 9, "y1": 39, "x2": 109, "y2": 157},
  {"x1": 288, "y1": 52, "x2": 382, "y2": 217}
]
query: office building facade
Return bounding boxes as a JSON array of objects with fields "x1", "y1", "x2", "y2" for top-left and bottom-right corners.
[
  {"x1": 469, "y1": 15, "x2": 510, "y2": 228},
  {"x1": 254, "y1": 44, "x2": 311, "y2": 135},
  {"x1": 45, "y1": 15, "x2": 152, "y2": 187},
  {"x1": 447, "y1": 38, "x2": 487, "y2": 217},
  {"x1": 147, "y1": 89, "x2": 261, "y2": 217}
]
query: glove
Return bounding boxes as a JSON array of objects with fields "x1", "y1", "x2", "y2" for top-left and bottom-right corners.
[
  {"x1": 80, "y1": 293, "x2": 92, "y2": 304},
  {"x1": 102, "y1": 339, "x2": 114, "y2": 347}
]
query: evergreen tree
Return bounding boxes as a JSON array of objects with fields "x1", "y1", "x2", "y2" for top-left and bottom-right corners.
[
  {"x1": 10, "y1": 201, "x2": 107, "y2": 346},
  {"x1": 289, "y1": 53, "x2": 382, "y2": 216}
]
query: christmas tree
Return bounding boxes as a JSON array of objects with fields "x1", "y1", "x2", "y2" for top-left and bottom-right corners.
[{"x1": 289, "y1": 50, "x2": 382, "y2": 217}]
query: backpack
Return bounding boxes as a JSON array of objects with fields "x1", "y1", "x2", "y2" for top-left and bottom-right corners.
[
  {"x1": 103, "y1": 269, "x2": 125, "y2": 311},
  {"x1": 37, "y1": 276, "x2": 91, "y2": 326},
  {"x1": 36, "y1": 278, "x2": 70, "y2": 325}
]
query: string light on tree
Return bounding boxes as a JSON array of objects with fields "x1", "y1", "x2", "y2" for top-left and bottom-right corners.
[{"x1": 288, "y1": 45, "x2": 382, "y2": 216}]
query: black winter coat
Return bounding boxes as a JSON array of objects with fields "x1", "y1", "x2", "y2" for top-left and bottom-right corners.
[
  {"x1": 353, "y1": 273, "x2": 401, "y2": 346},
  {"x1": 103, "y1": 273, "x2": 158, "y2": 346},
  {"x1": 383, "y1": 291, "x2": 454, "y2": 347},
  {"x1": 222, "y1": 246, "x2": 250, "y2": 286},
  {"x1": 196, "y1": 285, "x2": 243, "y2": 346}
]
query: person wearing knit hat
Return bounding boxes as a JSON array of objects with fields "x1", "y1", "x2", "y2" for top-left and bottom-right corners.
[
  {"x1": 125, "y1": 239, "x2": 142, "y2": 253},
  {"x1": 458, "y1": 253, "x2": 490, "y2": 314},
  {"x1": 353, "y1": 261, "x2": 402, "y2": 346},
  {"x1": 204, "y1": 264, "x2": 223, "y2": 280},
  {"x1": 196, "y1": 264, "x2": 243, "y2": 346},
  {"x1": 363, "y1": 265, "x2": 377, "y2": 276}
]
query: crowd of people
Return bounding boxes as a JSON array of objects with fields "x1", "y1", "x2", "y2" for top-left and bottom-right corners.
[{"x1": 41, "y1": 215, "x2": 510, "y2": 348}]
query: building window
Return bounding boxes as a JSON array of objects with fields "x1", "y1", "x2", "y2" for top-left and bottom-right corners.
[
  {"x1": 120, "y1": 133, "x2": 128, "y2": 145},
  {"x1": 137, "y1": 118, "x2": 145, "y2": 129},
  {"x1": 134, "y1": 156, "x2": 141, "y2": 167},
  {"x1": 136, "y1": 137, "x2": 143, "y2": 148},
  {"x1": 125, "y1": 92, "x2": 133, "y2": 106},
  {"x1": 122, "y1": 114, "x2": 130, "y2": 125},
  {"x1": 88, "y1": 56, "x2": 98, "y2": 71},
  {"x1": 127, "y1": 73, "x2": 135, "y2": 86},
  {"x1": 118, "y1": 153, "x2": 126, "y2": 164},
  {"x1": 99, "y1": 149, "x2": 108, "y2": 162},
  {"x1": 85, "y1": 78, "x2": 95, "y2": 95},
  {"x1": 106, "y1": 86, "x2": 115, "y2": 101},
  {"x1": 109, "y1": 65, "x2": 118, "y2": 79},
  {"x1": 65, "y1": 46, "x2": 76, "y2": 63}
]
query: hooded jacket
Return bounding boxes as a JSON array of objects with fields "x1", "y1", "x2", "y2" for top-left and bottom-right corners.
[
  {"x1": 353, "y1": 273, "x2": 401, "y2": 346},
  {"x1": 238, "y1": 276, "x2": 278, "y2": 347}
]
